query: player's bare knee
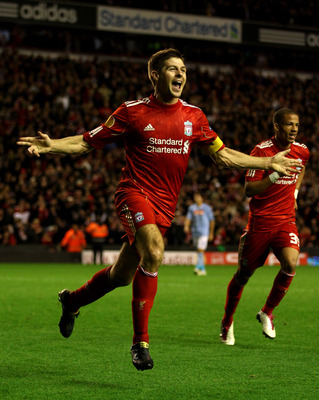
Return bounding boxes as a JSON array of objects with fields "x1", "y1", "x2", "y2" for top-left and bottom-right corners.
[
  {"x1": 281, "y1": 260, "x2": 296, "y2": 274},
  {"x1": 141, "y1": 245, "x2": 163, "y2": 272},
  {"x1": 280, "y1": 248, "x2": 299, "y2": 274}
]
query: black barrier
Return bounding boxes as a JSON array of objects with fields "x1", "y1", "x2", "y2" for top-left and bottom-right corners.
[
  {"x1": 243, "y1": 21, "x2": 319, "y2": 51},
  {"x1": 0, "y1": 245, "x2": 316, "y2": 264},
  {"x1": 0, "y1": 1, "x2": 96, "y2": 29}
]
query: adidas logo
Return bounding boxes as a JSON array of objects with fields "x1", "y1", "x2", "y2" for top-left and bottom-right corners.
[{"x1": 144, "y1": 124, "x2": 155, "y2": 131}]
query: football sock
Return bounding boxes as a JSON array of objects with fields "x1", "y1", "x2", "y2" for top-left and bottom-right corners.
[
  {"x1": 67, "y1": 265, "x2": 115, "y2": 312},
  {"x1": 197, "y1": 252, "x2": 204, "y2": 269},
  {"x1": 132, "y1": 265, "x2": 158, "y2": 344},
  {"x1": 222, "y1": 274, "x2": 244, "y2": 328},
  {"x1": 262, "y1": 269, "x2": 295, "y2": 315}
]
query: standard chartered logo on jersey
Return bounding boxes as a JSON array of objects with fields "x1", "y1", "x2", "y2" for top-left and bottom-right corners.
[{"x1": 147, "y1": 137, "x2": 189, "y2": 154}]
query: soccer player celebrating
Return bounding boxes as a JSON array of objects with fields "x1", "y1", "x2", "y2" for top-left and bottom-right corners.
[
  {"x1": 17, "y1": 49, "x2": 301, "y2": 370},
  {"x1": 220, "y1": 108, "x2": 309, "y2": 346},
  {"x1": 184, "y1": 192, "x2": 215, "y2": 276}
]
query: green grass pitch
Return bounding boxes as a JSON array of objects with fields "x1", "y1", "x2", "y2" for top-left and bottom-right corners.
[{"x1": 1, "y1": 263, "x2": 318, "y2": 400}]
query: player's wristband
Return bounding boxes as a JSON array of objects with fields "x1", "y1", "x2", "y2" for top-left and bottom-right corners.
[
  {"x1": 269, "y1": 172, "x2": 280, "y2": 183},
  {"x1": 294, "y1": 189, "x2": 299, "y2": 199}
]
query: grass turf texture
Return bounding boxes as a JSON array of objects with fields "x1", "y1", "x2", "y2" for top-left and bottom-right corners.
[{"x1": 0, "y1": 263, "x2": 318, "y2": 400}]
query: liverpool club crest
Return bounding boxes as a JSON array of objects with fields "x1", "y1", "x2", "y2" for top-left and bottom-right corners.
[{"x1": 184, "y1": 121, "x2": 193, "y2": 136}]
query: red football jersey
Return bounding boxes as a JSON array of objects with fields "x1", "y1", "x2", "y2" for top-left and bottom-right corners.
[
  {"x1": 83, "y1": 94, "x2": 224, "y2": 219},
  {"x1": 245, "y1": 136, "x2": 309, "y2": 230}
]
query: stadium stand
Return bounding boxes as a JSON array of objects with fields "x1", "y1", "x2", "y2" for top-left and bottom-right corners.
[
  {"x1": 56, "y1": 0, "x2": 319, "y2": 28},
  {"x1": 1, "y1": 3, "x2": 318, "y2": 251}
]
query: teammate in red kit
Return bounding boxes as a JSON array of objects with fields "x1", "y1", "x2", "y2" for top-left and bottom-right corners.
[
  {"x1": 220, "y1": 108, "x2": 309, "y2": 346},
  {"x1": 17, "y1": 49, "x2": 301, "y2": 370}
]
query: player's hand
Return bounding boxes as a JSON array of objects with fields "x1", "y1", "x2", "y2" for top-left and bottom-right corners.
[
  {"x1": 270, "y1": 149, "x2": 302, "y2": 176},
  {"x1": 17, "y1": 131, "x2": 51, "y2": 157}
]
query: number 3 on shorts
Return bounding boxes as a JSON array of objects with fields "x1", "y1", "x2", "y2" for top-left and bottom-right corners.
[{"x1": 289, "y1": 232, "x2": 300, "y2": 246}]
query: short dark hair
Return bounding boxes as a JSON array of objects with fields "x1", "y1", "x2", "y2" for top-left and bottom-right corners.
[
  {"x1": 273, "y1": 108, "x2": 298, "y2": 125},
  {"x1": 148, "y1": 48, "x2": 184, "y2": 86}
]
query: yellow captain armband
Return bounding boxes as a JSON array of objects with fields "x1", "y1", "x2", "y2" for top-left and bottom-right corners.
[
  {"x1": 104, "y1": 115, "x2": 115, "y2": 128},
  {"x1": 209, "y1": 137, "x2": 224, "y2": 153}
]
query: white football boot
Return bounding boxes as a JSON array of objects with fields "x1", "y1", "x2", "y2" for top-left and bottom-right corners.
[
  {"x1": 220, "y1": 322, "x2": 235, "y2": 345},
  {"x1": 194, "y1": 268, "x2": 207, "y2": 276},
  {"x1": 257, "y1": 310, "x2": 276, "y2": 339}
]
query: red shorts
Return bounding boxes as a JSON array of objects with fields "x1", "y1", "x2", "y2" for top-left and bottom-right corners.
[
  {"x1": 114, "y1": 191, "x2": 172, "y2": 245},
  {"x1": 238, "y1": 222, "x2": 300, "y2": 272}
]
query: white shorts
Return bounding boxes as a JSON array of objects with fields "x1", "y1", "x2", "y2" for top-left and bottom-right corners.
[{"x1": 193, "y1": 235, "x2": 209, "y2": 251}]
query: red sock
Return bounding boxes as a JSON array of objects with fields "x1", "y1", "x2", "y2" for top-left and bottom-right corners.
[
  {"x1": 132, "y1": 265, "x2": 158, "y2": 344},
  {"x1": 68, "y1": 266, "x2": 115, "y2": 312},
  {"x1": 222, "y1": 275, "x2": 244, "y2": 328},
  {"x1": 262, "y1": 270, "x2": 295, "y2": 315}
]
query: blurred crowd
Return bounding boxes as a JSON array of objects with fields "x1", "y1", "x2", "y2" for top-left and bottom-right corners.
[{"x1": 1, "y1": 23, "x2": 319, "y2": 251}]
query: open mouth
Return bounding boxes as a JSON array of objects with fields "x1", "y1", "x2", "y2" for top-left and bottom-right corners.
[{"x1": 172, "y1": 80, "x2": 182, "y2": 90}]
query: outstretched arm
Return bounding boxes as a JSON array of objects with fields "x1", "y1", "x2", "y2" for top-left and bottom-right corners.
[
  {"x1": 17, "y1": 131, "x2": 93, "y2": 157},
  {"x1": 207, "y1": 146, "x2": 301, "y2": 176}
]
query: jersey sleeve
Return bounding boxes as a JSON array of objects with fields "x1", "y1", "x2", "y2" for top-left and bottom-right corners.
[
  {"x1": 303, "y1": 146, "x2": 310, "y2": 164},
  {"x1": 197, "y1": 112, "x2": 225, "y2": 153},
  {"x1": 83, "y1": 103, "x2": 129, "y2": 149}
]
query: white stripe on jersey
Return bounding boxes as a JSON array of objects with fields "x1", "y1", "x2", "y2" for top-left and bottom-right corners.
[
  {"x1": 125, "y1": 97, "x2": 150, "y2": 107},
  {"x1": 179, "y1": 99, "x2": 201, "y2": 110},
  {"x1": 293, "y1": 142, "x2": 308, "y2": 149},
  {"x1": 247, "y1": 169, "x2": 256, "y2": 177},
  {"x1": 257, "y1": 139, "x2": 307, "y2": 151},
  {"x1": 257, "y1": 140, "x2": 274, "y2": 149},
  {"x1": 89, "y1": 126, "x2": 103, "y2": 137},
  {"x1": 125, "y1": 97, "x2": 200, "y2": 110},
  {"x1": 89, "y1": 124, "x2": 125, "y2": 138}
]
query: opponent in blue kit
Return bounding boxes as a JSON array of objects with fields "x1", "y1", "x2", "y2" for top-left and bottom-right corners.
[{"x1": 184, "y1": 193, "x2": 215, "y2": 275}]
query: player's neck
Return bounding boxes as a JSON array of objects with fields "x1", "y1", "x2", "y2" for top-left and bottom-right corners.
[
  {"x1": 274, "y1": 137, "x2": 292, "y2": 150},
  {"x1": 154, "y1": 92, "x2": 179, "y2": 105}
]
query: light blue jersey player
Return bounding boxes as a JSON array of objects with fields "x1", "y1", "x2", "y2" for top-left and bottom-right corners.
[{"x1": 184, "y1": 193, "x2": 215, "y2": 275}]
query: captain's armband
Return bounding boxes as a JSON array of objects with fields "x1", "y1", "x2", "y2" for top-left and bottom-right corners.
[
  {"x1": 209, "y1": 137, "x2": 224, "y2": 153},
  {"x1": 104, "y1": 115, "x2": 115, "y2": 128}
]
